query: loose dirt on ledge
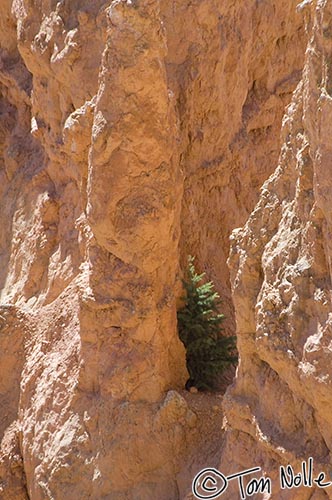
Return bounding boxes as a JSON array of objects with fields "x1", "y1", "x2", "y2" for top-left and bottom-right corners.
[{"x1": 176, "y1": 367, "x2": 236, "y2": 498}]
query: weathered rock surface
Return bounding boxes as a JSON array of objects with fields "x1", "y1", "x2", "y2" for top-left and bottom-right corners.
[
  {"x1": 1, "y1": 0, "x2": 188, "y2": 497},
  {"x1": 167, "y1": 0, "x2": 306, "y2": 335},
  {"x1": 220, "y1": 1, "x2": 332, "y2": 498},
  {"x1": 0, "y1": 0, "x2": 311, "y2": 498}
]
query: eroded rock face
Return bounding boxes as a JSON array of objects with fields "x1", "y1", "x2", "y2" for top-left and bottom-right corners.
[
  {"x1": 0, "y1": 0, "x2": 309, "y2": 498},
  {"x1": 1, "y1": 1, "x2": 187, "y2": 498},
  {"x1": 163, "y1": 0, "x2": 306, "y2": 335},
  {"x1": 221, "y1": 1, "x2": 332, "y2": 498}
]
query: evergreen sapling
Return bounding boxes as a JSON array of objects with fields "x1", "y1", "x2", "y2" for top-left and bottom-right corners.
[{"x1": 177, "y1": 256, "x2": 237, "y2": 391}]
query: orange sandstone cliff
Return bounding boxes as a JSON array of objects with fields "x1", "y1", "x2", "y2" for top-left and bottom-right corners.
[
  {"x1": 220, "y1": 2, "x2": 332, "y2": 499},
  {"x1": 0, "y1": 0, "x2": 326, "y2": 498}
]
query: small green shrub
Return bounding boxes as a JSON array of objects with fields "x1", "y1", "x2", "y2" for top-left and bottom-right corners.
[{"x1": 177, "y1": 256, "x2": 237, "y2": 391}]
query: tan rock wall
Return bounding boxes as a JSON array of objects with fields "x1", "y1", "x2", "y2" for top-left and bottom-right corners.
[
  {"x1": 162, "y1": 0, "x2": 306, "y2": 335},
  {"x1": 1, "y1": 1, "x2": 187, "y2": 498},
  {"x1": 220, "y1": 1, "x2": 332, "y2": 498},
  {"x1": 0, "y1": 0, "x2": 311, "y2": 498}
]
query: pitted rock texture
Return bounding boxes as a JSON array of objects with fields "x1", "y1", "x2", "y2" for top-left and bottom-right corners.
[
  {"x1": 220, "y1": 1, "x2": 332, "y2": 499},
  {"x1": 0, "y1": 0, "x2": 308, "y2": 498},
  {"x1": 1, "y1": 1, "x2": 187, "y2": 498},
  {"x1": 164, "y1": 0, "x2": 306, "y2": 335}
]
